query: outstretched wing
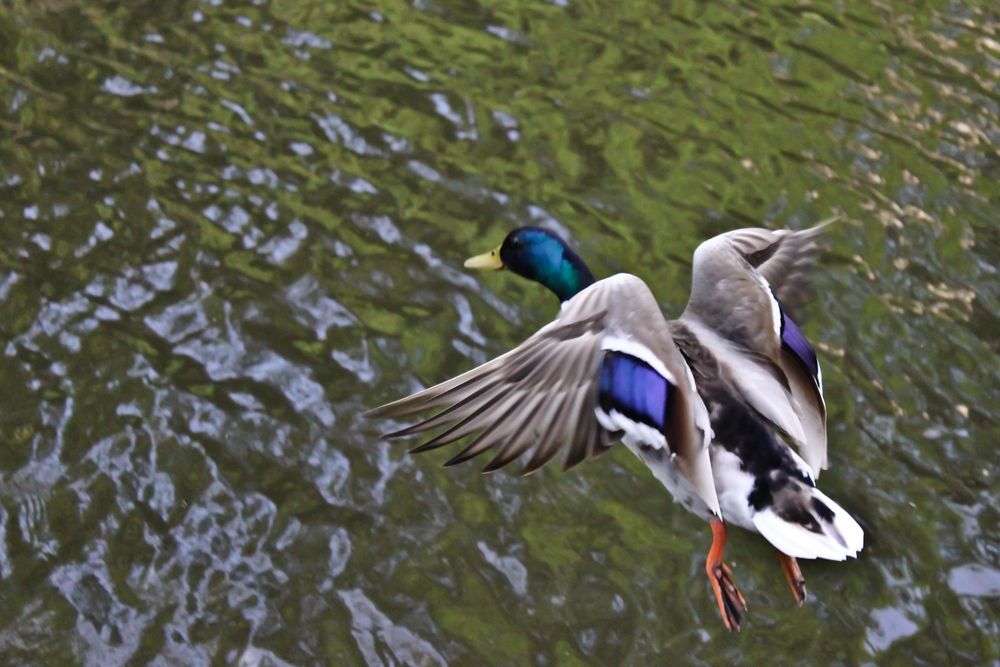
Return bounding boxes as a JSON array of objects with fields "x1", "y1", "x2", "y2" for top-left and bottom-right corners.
[
  {"x1": 717, "y1": 216, "x2": 838, "y2": 317},
  {"x1": 368, "y1": 273, "x2": 720, "y2": 515},
  {"x1": 682, "y1": 222, "x2": 831, "y2": 476}
]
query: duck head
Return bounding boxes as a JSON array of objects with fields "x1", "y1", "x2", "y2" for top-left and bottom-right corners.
[{"x1": 464, "y1": 226, "x2": 595, "y2": 303}]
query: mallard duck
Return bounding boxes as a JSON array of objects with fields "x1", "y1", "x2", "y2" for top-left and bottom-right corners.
[{"x1": 368, "y1": 222, "x2": 862, "y2": 631}]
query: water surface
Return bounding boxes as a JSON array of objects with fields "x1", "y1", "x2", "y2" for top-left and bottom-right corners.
[{"x1": 0, "y1": 0, "x2": 997, "y2": 665}]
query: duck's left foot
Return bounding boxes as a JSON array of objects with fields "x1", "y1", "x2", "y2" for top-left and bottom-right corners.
[
  {"x1": 777, "y1": 551, "x2": 807, "y2": 606},
  {"x1": 706, "y1": 520, "x2": 747, "y2": 632}
]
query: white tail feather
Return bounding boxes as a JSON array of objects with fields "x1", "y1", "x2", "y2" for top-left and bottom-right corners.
[
  {"x1": 752, "y1": 489, "x2": 864, "y2": 561},
  {"x1": 812, "y1": 488, "x2": 864, "y2": 553}
]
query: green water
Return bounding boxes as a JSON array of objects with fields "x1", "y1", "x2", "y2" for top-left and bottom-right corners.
[{"x1": 0, "y1": 0, "x2": 997, "y2": 664}]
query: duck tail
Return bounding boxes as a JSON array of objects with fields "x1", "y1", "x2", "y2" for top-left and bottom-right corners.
[{"x1": 751, "y1": 484, "x2": 864, "y2": 561}]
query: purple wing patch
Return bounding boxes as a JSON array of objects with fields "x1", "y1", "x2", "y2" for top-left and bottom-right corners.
[
  {"x1": 598, "y1": 351, "x2": 669, "y2": 430},
  {"x1": 781, "y1": 312, "x2": 819, "y2": 380}
]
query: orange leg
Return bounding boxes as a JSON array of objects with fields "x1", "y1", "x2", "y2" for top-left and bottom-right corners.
[
  {"x1": 777, "y1": 551, "x2": 807, "y2": 606},
  {"x1": 705, "y1": 519, "x2": 747, "y2": 632}
]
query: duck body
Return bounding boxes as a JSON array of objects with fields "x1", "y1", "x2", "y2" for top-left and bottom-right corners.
[
  {"x1": 668, "y1": 222, "x2": 862, "y2": 563},
  {"x1": 670, "y1": 319, "x2": 862, "y2": 561},
  {"x1": 368, "y1": 222, "x2": 862, "y2": 631}
]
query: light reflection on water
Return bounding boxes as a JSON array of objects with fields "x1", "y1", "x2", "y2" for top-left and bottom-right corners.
[{"x1": 0, "y1": 0, "x2": 997, "y2": 665}]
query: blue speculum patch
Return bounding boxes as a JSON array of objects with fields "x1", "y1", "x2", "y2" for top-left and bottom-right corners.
[
  {"x1": 598, "y1": 351, "x2": 669, "y2": 430},
  {"x1": 781, "y1": 312, "x2": 819, "y2": 379}
]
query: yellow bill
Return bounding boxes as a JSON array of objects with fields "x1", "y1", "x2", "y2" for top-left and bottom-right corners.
[{"x1": 464, "y1": 244, "x2": 504, "y2": 270}]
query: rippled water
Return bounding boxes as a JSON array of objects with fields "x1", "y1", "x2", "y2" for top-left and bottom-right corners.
[{"x1": 0, "y1": 1, "x2": 997, "y2": 664}]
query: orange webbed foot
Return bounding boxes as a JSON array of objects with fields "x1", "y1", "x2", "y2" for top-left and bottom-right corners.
[
  {"x1": 705, "y1": 520, "x2": 747, "y2": 631},
  {"x1": 777, "y1": 551, "x2": 807, "y2": 606}
]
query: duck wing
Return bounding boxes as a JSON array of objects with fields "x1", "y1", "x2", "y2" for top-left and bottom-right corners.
[
  {"x1": 368, "y1": 273, "x2": 720, "y2": 515},
  {"x1": 680, "y1": 223, "x2": 830, "y2": 477},
  {"x1": 718, "y1": 217, "x2": 838, "y2": 317}
]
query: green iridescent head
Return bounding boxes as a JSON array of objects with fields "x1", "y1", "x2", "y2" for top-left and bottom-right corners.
[{"x1": 464, "y1": 226, "x2": 595, "y2": 303}]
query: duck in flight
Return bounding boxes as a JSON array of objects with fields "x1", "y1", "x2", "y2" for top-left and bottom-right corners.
[{"x1": 367, "y1": 222, "x2": 862, "y2": 631}]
